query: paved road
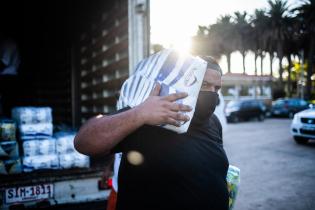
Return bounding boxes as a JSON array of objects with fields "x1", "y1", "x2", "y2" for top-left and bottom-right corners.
[
  {"x1": 224, "y1": 119, "x2": 315, "y2": 210},
  {"x1": 53, "y1": 119, "x2": 315, "y2": 210}
]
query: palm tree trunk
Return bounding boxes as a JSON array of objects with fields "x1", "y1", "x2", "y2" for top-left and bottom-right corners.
[
  {"x1": 242, "y1": 52, "x2": 246, "y2": 74},
  {"x1": 279, "y1": 56, "x2": 284, "y2": 87},
  {"x1": 277, "y1": 41, "x2": 284, "y2": 87},
  {"x1": 259, "y1": 51, "x2": 265, "y2": 95},
  {"x1": 226, "y1": 53, "x2": 231, "y2": 73},
  {"x1": 270, "y1": 52, "x2": 274, "y2": 77},
  {"x1": 306, "y1": 37, "x2": 314, "y2": 100},
  {"x1": 260, "y1": 52, "x2": 264, "y2": 76},
  {"x1": 260, "y1": 52, "x2": 265, "y2": 96},
  {"x1": 254, "y1": 52, "x2": 258, "y2": 76},
  {"x1": 287, "y1": 54, "x2": 292, "y2": 97}
]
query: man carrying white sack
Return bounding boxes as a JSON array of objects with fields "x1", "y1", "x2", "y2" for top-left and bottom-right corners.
[{"x1": 74, "y1": 52, "x2": 229, "y2": 210}]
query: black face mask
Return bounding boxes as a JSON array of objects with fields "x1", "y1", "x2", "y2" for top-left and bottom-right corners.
[{"x1": 191, "y1": 91, "x2": 218, "y2": 125}]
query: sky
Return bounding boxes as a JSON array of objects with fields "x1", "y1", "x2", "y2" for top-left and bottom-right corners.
[{"x1": 150, "y1": 0, "x2": 302, "y2": 75}]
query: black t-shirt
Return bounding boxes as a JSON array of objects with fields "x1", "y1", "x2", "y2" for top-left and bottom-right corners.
[{"x1": 112, "y1": 112, "x2": 229, "y2": 210}]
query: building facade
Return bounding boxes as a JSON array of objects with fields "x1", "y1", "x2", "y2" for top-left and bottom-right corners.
[{"x1": 221, "y1": 73, "x2": 273, "y2": 104}]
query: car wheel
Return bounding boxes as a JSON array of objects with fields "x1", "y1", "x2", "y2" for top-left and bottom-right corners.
[
  {"x1": 294, "y1": 136, "x2": 308, "y2": 144},
  {"x1": 265, "y1": 111, "x2": 271, "y2": 117},
  {"x1": 258, "y1": 114, "x2": 265, "y2": 121},
  {"x1": 232, "y1": 116, "x2": 239, "y2": 123},
  {"x1": 289, "y1": 112, "x2": 294, "y2": 119}
]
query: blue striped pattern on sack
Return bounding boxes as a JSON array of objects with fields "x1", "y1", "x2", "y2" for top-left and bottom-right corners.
[{"x1": 117, "y1": 49, "x2": 207, "y2": 133}]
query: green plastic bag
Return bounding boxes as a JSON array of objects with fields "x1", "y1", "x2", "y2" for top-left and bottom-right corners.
[{"x1": 226, "y1": 165, "x2": 240, "y2": 210}]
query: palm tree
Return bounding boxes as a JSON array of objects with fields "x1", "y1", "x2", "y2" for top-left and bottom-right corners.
[
  {"x1": 283, "y1": 16, "x2": 300, "y2": 97},
  {"x1": 234, "y1": 11, "x2": 251, "y2": 74},
  {"x1": 266, "y1": 0, "x2": 290, "y2": 87},
  {"x1": 208, "y1": 15, "x2": 236, "y2": 73},
  {"x1": 294, "y1": 0, "x2": 315, "y2": 99},
  {"x1": 191, "y1": 26, "x2": 210, "y2": 56},
  {"x1": 251, "y1": 9, "x2": 269, "y2": 76}
]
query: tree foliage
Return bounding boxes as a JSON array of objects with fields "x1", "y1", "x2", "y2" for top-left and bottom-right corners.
[{"x1": 191, "y1": 0, "x2": 315, "y2": 99}]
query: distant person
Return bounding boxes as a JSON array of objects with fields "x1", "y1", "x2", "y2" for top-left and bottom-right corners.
[
  {"x1": 75, "y1": 56, "x2": 229, "y2": 210},
  {"x1": 0, "y1": 35, "x2": 20, "y2": 75},
  {"x1": 0, "y1": 34, "x2": 20, "y2": 117}
]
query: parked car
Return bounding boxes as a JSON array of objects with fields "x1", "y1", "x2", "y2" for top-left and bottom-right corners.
[
  {"x1": 291, "y1": 105, "x2": 315, "y2": 144},
  {"x1": 271, "y1": 98, "x2": 309, "y2": 118},
  {"x1": 225, "y1": 99, "x2": 266, "y2": 123}
]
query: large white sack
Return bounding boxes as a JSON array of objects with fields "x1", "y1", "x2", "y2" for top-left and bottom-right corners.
[{"x1": 117, "y1": 49, "x2": 207, "y2": 133}]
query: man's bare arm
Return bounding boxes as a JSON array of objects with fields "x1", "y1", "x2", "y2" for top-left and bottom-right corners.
[{"x1": 74, "y1": 84, "x2": 192, "y2": 156}]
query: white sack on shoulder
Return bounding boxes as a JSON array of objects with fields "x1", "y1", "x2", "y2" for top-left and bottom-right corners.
[{"x1": 117, "y1": 49, "x2": 207, "y2": 133}]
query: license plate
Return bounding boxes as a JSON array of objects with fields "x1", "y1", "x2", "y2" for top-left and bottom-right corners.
[{"x1": 4, "y1": 184, "x2": 53, "y2": 204}]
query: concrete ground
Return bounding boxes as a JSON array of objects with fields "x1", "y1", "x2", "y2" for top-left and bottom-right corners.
[
  {"x1": 51, "y1": 118, "x2": 315, "y2": 210},
  {"x1": 224, "y1": 118, "x2": 315, "y2": 210}
]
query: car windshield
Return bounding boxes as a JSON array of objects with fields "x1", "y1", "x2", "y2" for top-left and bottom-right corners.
[{"x1": 227, "y1": 101, "x2": 241, "y2": 108}]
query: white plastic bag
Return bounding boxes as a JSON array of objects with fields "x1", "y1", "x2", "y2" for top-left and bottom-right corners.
[
  {"x1": 55, "y1": 132, "x2": 76, "y2": 154},
  {"x1": 18, "y1": 123, "x2": 53, "y2": 139},
  {"x1": 226, "y1": 165, "x2": 241, "y2": 210},
  {"x1": 59, "y1": 152, "x2": 90, "y2": 169},
  {"x1": 22, "y1": 138, "x2": 56, "y2": 156},
  {"x1": 22, "y1": 154, "x2": 59, "y2": 172},
  {"x1": 12, "y1": 107, "x2": 52, "y2": 125}
]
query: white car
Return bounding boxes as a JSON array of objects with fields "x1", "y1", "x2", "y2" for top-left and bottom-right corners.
[{"x1": 291, "y1": 106, "x2": 315, "y2": 144}]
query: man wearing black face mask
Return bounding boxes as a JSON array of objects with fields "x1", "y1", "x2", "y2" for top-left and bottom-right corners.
[{"x1": 74, "y1": 57, "x2": 229, "y2": 210}]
